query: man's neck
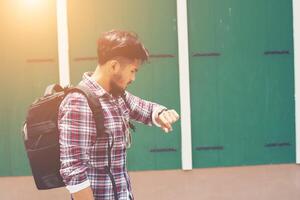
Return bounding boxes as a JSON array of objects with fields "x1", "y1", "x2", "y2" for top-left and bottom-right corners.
[{"x1": 91, "y1": 65, "x2": 111, "y2": 93}]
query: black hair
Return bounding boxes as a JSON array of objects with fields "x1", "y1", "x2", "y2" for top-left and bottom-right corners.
[{"x1": 97, "y1": 30, "x2": 149, "y2": 65}]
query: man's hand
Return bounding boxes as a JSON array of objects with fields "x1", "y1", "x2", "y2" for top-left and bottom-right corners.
[
  {"x1": 155, "y1": 109, "x2": 180, "y2": 133},
  {"x1": 72, "y1": 186, "x2": 95, "y2": 200}
]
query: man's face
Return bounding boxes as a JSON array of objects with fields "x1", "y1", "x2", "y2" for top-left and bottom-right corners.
[{"x1": 110, "y1": 58, "x2": 141, "y2": 97}]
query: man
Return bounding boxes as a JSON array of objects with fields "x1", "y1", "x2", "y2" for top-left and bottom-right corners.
[{"x1": 58, "y1": 30, "x2": 180, "y2": 200}]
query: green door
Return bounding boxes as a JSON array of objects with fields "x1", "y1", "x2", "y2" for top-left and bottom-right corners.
[
  {"x1": 68, "y1": 0, "x2": 181, "y2": 171},
  {"x1": 188, "y1": 0, "x2": 295, "y2": 168},
  {"x1": 0, "y1": 0, "x2": 59, "y2": 176}
]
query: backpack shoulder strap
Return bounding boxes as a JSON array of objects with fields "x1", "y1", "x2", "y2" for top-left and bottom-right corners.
[{"x1": 65, "y1": 85, "x2": 105, "y2": 138}]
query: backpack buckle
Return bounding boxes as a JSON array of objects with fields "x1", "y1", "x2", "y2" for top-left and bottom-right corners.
[{"x1": 44, "y1": 84, "x2": 63, "y2": 96}]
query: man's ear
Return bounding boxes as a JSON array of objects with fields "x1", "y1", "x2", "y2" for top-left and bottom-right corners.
[{"x1": 109, "y1": 60, "x2": 121, "y2": 73}]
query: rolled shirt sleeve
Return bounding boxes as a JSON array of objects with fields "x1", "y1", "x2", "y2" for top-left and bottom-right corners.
[
  {"x1": 58, "y1": 93, "x2": 96, "y2": 193},
  {"x1": 123, "y1": 91, "x2": 166, "y2": 127}
]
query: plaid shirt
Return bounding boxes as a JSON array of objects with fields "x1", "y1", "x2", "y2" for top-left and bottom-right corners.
[{"x1": 58, "y1": 72, "x2": 165, "y2": 200}]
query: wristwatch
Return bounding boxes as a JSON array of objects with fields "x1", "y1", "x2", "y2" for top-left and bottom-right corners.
[{"x1": 158, "y1": 108, "x2": 168, "y2": 117}]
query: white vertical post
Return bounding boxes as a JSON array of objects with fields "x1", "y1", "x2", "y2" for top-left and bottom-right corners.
[
  {"x1": 56, "y1": 0, "x2": 70, "y2": 86},
  {"x1": 293, "y1": 0, "x2": 300, "y2": 163},
  {"x1": 176, "y1": 0, "x2": 193, "y2": 170}
]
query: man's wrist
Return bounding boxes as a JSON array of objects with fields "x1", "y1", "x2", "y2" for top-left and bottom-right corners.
[
  {"x1": 152, "y1": 106, "x2": 167, "y2": 127},
  {"x1": 157, "y1": 108, "x2": 168, "y2": 117}
]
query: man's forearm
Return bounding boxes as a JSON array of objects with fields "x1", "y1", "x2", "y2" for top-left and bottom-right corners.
[{"x1": 72, "y1": 186, "x2": 94, "y2": 200}]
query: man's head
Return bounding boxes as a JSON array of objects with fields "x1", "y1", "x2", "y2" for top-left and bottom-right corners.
[{"x1": 96, "y1": 30, "x2": 149, "y2": 96}]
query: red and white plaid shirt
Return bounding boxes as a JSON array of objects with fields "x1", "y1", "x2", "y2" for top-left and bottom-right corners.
[{"x1": 58, "y1": 72, "x2": 165, "y2": 200}]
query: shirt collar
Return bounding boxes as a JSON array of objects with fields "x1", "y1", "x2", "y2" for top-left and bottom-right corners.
[{"x1": 80, "y1": 72, "x2": 112, "y2": 98}]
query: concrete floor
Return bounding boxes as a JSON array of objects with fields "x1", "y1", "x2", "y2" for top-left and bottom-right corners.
[{"x1": 0, "y1": 164, "x2": 299, "y2": 200}]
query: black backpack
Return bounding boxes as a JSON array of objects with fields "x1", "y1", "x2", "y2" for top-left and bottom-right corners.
[{"x1": 22, "y1": 84, "x2": 105, "y2": 190}]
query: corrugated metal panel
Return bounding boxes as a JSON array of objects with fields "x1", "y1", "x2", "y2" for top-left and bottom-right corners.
[{"x1": 188, "y1": 0, "x2": 295, "y2": 168}]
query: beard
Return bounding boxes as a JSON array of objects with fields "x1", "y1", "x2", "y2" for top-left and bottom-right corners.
[{"x1": 110, "y1": 78, "x2": 126, "y2": 97}]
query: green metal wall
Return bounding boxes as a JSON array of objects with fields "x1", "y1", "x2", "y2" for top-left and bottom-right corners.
[
  {"x1": 188, "y1": 0, "x2": 295, "y2": 168},
  {"x1": 0, "y1": 0, "x2": 295, "y2": 176},
  {"x1": 67, "y1": 0, "x2": 181, "y2": 171},
  {"x1": 0, "y1": 1, "x2": 59, "y2": 176}
]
